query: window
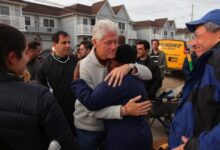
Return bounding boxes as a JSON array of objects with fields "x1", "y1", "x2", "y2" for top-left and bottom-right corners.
[
  {"x1": 153, "y1": 29, "x2": 157, "y2": 34},
  {"x1": 25, "y1": 16, "x2": 31, "y2": 26},
  {"x1": 91, "y1": 18, "x2": 95, "y2": 25},
  {"x1": 83, "y1": 18, "x2": 88, "y2": 25},
  {"x1": 43, "y1": 18, "x2": 55, "y2": 28},
  {"x1": 118, "y1": 22, "x2": 125, "y2": 30},
  {"x1": 0, "y1": 5, "x2": 9, "y2": 16},
  {"x1": 171, "y1": 32, "x2": 174, "y2": 37},
  {"x1": 164, "y1": 31, "x2": 167, "y2": 36}
]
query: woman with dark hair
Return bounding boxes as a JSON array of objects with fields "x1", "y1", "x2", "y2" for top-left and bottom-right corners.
[
  {"x1": 0, "y1": 24, "x2": 79, "y2": 150},
  {"x1": 72, "y1": 44, "x2": 152, "y2": 150}
]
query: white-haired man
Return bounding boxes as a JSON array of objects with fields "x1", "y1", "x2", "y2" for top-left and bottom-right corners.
[{"x1": 72, "y1": 19, "x2": 152, "y2": 150}]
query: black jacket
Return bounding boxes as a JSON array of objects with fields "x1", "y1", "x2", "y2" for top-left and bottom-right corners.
[
  {"x1": 0, "y1": 70, "x2": 79, "y2": 150},
  {"x1": 137, "y1": 57, "x2": 162, "y2": 100},
  {"x1": 37, "y1": 55, "x2": 78, "y2": 130}
]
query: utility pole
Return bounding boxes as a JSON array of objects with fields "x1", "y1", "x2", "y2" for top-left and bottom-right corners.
[{"x1": 191, "y1": 0, "x2": 194, "y2": 21}]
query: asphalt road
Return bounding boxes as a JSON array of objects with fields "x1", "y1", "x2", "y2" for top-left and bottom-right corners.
[{"x1": 152, "y1": 73, "x2": 185, "y2": 150}]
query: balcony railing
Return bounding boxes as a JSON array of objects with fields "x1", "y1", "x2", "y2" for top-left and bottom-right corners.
[
  {"x1": 76, "y1": 24, "x2": 94, "y2": 35},
  {"x1": 38, "y1": 27, "x2": 59, "y2": 33},
  {"x1": 0, "y1": 15, "x2": 25, "y2": 31}
]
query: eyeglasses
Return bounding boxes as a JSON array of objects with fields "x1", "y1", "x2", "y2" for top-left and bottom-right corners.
[{"x1": 192, "y1": 31, "x2": 207, "y2": 40}]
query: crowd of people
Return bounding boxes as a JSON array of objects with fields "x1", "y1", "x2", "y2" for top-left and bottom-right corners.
[{"x1": 0, "y1": 8, "x2": 220, "y2": 150}]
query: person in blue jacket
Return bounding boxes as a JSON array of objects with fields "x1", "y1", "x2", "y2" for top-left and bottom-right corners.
[
  {"x1": 169, "y1": 9, "x2": 220, "y2": 150},
  {"x1": 72, "y1": 44, "x2": 152, "y2": 150}
]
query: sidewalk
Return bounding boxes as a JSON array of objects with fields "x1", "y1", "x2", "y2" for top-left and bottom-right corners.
[{"x1": 151, "y1": 119, "x2": 168, "y2": 150}]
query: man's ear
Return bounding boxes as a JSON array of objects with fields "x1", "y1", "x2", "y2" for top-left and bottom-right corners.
[
  {"x1": 92, "y1": 39, "x2": 97, "y2": 48},
  {"x1": 7, "y1": 51, "x2": 18, "y2": 65}
]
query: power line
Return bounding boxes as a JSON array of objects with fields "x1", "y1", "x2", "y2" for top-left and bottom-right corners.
[{"x1": 126, "y1": 1, "x2": 218, "y2": 17}]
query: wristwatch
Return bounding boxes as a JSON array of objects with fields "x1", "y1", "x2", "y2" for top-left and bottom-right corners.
[{"x1": 128, "y1": 63, "x2": 135, "y2": 70}]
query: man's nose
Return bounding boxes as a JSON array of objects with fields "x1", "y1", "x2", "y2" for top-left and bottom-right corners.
[
  {"x1": 188, "y1": 39, "x2": 197, "y2": 47},
  {"x1": 110, "y1": 42, "x2": 117, "y2": 49}
]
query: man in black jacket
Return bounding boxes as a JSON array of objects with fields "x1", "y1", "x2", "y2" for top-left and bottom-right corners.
[
  {"x1": 136, "y1": 40, "x2": 162, "y2": 100},
  {"x1": 37, "y1": 31, "x2": 78, "y2": 133},
  {"x1": 0, "y1": 24, "x2": 79, "y2": 149}
]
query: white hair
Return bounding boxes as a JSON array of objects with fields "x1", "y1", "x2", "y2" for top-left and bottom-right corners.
[
  {"x1": 92, "y1": 19, "x2": 119, "y2": 41},
  {"x1": 204, "y1": 22, "x2": 220, "y2": 32}
]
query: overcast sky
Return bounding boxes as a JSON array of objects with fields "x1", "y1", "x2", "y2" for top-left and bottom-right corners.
[{"x1": 25, "y1": 0, "x2": 220, "y2": 28}]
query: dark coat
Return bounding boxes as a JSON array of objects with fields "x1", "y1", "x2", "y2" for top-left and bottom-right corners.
[
  {"x1": 0, "y1": 70, "x2": 79, "y2": 150},
  {"x1": 72, "y1": 75, "x2": 152, "y2": 150},
  {"x1": 169, "y1": 43, "x2": 220, "y2": 150},
  {"x1": 37, "y1": 55, "x2": 78, "y2": 130},
  {"x1": 137, "y1": 57, "x2": 162, "y2": 100}
]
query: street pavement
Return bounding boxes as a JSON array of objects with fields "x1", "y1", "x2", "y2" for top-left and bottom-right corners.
[{"x1": 152, "y1": 73, "x2": 184, "y2": 150}]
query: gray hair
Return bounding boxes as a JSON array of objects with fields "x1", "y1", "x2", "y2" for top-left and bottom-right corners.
[
  {"x1": 204, "y1": 22, "x2": 220, "y2": 32},
  {"x1": 92, "y1": 19, "x2": 119, "y2": 41}
]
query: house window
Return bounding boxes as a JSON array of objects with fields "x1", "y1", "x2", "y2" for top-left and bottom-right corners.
[
  {"x1": 171, "y1": 32, "x2": 174, "y2": 37},
  {"x1": 0, "y1": 5, "x2": 9, "y2": 16},
  {"x1": 91, "y1": 18, "x2": 95, "y2": 25},
  {"x1": 83, "y1": 18, "x2": 88, "y2": 25},
  {"x1": 43, "y1": 18, "x2": 55, "y2": 28},
  {"x1": 164, "y1": 31, "x2": 167, "y2": 36},
  {"x1": 118, "y1": 22, "x2": 125, "y2": 30},
  {"x1": 25, "y1": 16, "x2": 31, "y2": 26},
  {"x1": 153, "y1": 29, "x2": 157, "y2": 34}
]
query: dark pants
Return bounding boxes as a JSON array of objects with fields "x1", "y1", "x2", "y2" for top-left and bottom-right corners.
[{"x1": 76, "y1": 128, "x2": 104, "y2": 150}]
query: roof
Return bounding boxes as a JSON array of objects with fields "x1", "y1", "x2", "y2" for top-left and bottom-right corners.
[
  {"x1": 176, "y1": 28, "x2": 190, "y2": 34},
  {"x1": 112, "y1": 5, "x2": 123, "y2": 15},
  {"x1": 62, "y1": 0, "x2": 106, "y2": 15},
  {"x1": 134, "y1": 18, "x2": 176, "y2": 29},
  {"x1": 134, "y1": 20, "x2": 155, "y2": 28},
  {"x1": 91, "y1": 0, "x2": 106, "y2": 14},
  {"x1": 23, "y1": 1, "x2": 72, "y2": 16},
  {"x1": 154, "y1": 18, "x2": 168, "y2": 27},
  {"x1": 5, "y1": 0, "x2": 23, "y2": 3},
  {"x1": 65, "y1": 4, "x2": 91, "y2": 14},
  {"x1": 21, "y1": 0, "x2": 127, "y2": 17},
  {"x1": 169, "y1": 20, "x2": 175, "y2": 26},
  {"x1": 1, "y1": 0, "x2": 26, "y2": 6}
]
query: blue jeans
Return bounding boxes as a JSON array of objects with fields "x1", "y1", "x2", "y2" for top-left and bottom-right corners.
[{"x1": 76, "y1": 128, "x2": 104, "y2": 150}]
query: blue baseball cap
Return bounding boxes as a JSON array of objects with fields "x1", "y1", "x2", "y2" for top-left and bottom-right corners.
[{"x1": 186, "y1": 9, "x2": 220, "y2": 32}]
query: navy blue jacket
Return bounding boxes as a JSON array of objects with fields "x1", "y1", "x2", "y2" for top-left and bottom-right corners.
[
  {"x1": 72, "y1": 75, "x2": 152, "y2": 150},
  {"x1": 169, "y1": 42, "x2": 220, "y2": 150}
]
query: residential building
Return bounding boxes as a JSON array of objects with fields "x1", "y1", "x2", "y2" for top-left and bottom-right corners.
[
  {"x1": 23, "y1": 2, "x2": 73, "y2": 49},
  {"x1": 1, "y1": 0, "x2": 187, "y2": 51},
  {"x1": 134, "y1": 18, "x2": 177, "y2": 42},
  {"x1": 176, "y1": 28, "x2": 193, "y2": 42},
  {"x1": 0, "y1": 0, "x2": 137, "y2": 50},
  {"x1": 0, "y1": 0, "x2": 25, "y2": 31},
  {"x1": 62, "y1": 0, "x2": 137, "y2": 47}
]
